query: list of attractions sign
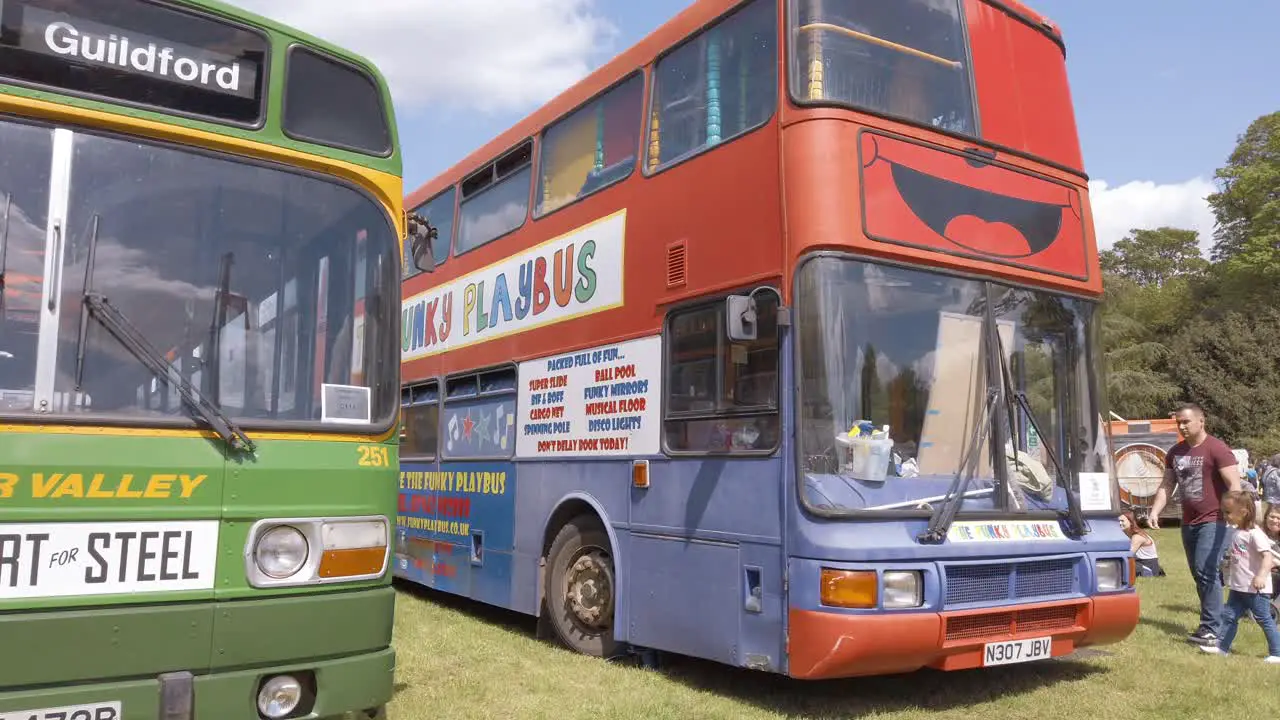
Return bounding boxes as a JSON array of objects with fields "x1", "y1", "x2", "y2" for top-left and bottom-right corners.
[{"x1": 516, "y1": 336, "x2": 661, "y2": 458}]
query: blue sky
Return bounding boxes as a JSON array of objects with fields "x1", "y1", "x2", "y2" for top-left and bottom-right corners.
[
  {"x1": 235, "y1": 0, "x2": 1278, "y2": 251},
  {"x1": 1036, "y1": 0, "x2": 1278, "y2": 186}
]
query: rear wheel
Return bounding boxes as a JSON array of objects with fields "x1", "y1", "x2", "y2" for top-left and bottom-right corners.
[{"x1": 545, "y1": 515, "x2": 620, "y2": 658}]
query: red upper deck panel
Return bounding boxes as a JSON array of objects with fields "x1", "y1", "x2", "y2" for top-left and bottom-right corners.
[
  {"x1": 780, "y1": 0, "x2": 1098, "y2": 295},
  {"x1": 401, "y1": 0, "x2": 1100, "y2": 382}
]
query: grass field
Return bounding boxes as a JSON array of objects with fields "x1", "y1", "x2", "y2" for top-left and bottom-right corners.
[{"x1": 385, "y1": 528, "x2": 1278, "y2": 720}]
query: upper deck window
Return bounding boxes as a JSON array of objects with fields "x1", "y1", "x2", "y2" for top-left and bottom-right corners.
[
  {"x1": 456, "y1": 141, "x2": 532, "y2": 255},
  {"x1": 283, "y1": 46, "x2": 392, "y2": 156},
  {"x1": 0, "y1": 0, "x2": 267, "y2": 125},
  {"x1": 789, "y1": 0, "x2": 975, "y2": 135},
  {"x1": 536, "y1": 73, "x2": 644, "y2": 216},
  {"x1": 647, "y1": 0, "x2": 777, "y2": 172}
]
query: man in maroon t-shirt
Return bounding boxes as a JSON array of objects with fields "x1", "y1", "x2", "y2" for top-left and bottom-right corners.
[{"x1": 1149, "y1": 403, "x2": 1242, "y2": 646}]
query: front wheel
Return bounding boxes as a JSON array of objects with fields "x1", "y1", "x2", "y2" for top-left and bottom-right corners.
[{"x1": 545, "y1": 515, "x2": 620, "y2": 658}]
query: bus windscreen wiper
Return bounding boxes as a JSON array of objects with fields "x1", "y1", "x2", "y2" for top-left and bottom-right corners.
[
  {"x1": 80, "y1": 294, "x2": 255, "y2": 455},
  {"x1": 919, "y1": 304, "x2": 1006, "y2": 545},
  {"x1": 991, "y1": 329, "x2": 1086, "y2": 537},
  {"x1": 72, "y1": 216, "x2": 254, "y2": 456},
  {"x1": 917, "y1": 386, "x2": 997, "y2": 544},
  {"x1": 0, "y1": 193, "x2": 11, "y2": 311}
]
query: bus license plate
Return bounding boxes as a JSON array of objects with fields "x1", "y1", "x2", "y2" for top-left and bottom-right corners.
[
  {"x1": 0, "y1": 521, "x2": 219, "y2": 600},
  {"x1": 983, "y1": 636, "x2": 1052, "y2": 666},
  {"x1": 0, "y1": 701, "x2": 120, "y2": 720}
]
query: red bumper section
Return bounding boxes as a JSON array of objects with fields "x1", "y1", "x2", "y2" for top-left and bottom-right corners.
[{"x1": 787, "y1": 594, "x2": 1139, "y2": 679}]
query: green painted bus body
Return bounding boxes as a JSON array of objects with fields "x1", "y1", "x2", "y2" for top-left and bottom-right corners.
[{"x1": 0, "y1": 0, "x2": 404, "y2": 717}]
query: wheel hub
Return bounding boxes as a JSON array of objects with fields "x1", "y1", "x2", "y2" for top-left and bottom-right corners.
[{"x1": 565, "y1": 550, "x2": 613, "y2": 629}]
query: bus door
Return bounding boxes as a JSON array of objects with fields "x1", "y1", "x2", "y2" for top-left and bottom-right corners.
[{"x1": 627, "y1": 291, "x2": 785, "y2": 670}]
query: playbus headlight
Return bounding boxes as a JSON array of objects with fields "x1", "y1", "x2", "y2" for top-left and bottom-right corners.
[
  {"x1": 1096, "y1": 559, "x2": 1123, "y2": 591},
  {"x1": 882, "y1": 570, "x2": 923, "y2": 608},
  {"x1": 255, "y1": 525, "x2": 309, "y2": 579}
]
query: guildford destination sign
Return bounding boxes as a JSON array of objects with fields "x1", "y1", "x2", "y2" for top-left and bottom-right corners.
[{"x1": 0, "y1": 0, "x2": 267, "y2": 123}]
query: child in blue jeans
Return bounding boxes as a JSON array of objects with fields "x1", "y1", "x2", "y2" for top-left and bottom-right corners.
[{"x1": 1200, "y1": 490, "x2": 1280, "y2": 662}]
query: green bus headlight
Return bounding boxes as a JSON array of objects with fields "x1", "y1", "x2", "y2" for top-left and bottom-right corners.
[{"x1": 255, "y1": 525, "x2": 309, "y2": 579}]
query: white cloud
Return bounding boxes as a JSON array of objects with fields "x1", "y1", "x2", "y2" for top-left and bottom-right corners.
[
  {"x1": 227, "y1": 0, "x2": 617, "y2": 113},
  {"x1": 1088, "y1": 177, "x2": 1219, "y2": 256}
]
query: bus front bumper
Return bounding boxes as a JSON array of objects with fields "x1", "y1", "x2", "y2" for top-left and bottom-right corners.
[
  {"x1": 787, "y1": 593, "x2": 1139, "y2": 679},
  {"x1": 0, "y1": 586, "x2": 396, "y2": 719}
]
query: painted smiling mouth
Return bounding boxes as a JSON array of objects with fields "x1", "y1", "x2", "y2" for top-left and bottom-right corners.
[{"x1": 888, "y1": 161, "x2": 1068, "y2": 259}]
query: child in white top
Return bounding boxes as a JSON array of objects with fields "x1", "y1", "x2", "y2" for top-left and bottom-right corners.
[
  {"x1": 1120, "y1": 511, "x2": 1164, "y2": 577},
  {"x1": 1200, "y1": 490, "x2": 1280, "y2": 662}
]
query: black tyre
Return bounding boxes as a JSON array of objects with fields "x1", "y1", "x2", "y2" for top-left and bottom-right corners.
[{"x1": 545, "y1": 515, "x2": 620, "y2": 658}]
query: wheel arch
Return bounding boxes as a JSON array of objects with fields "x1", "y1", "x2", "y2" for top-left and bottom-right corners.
[{"x1": 535, "y1": 492, "x2": 624, "y2": 622}]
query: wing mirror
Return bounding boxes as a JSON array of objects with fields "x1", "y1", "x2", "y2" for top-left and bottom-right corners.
[
  {"x1": 726, "y1": 288, "x2": 789, "y2": 341},
  {"x1": 726, "y1": 294, "x2": 758, "y2": 341},
  {"x1": 407, "y1": 213, "x2": 438, "y2": 273}
]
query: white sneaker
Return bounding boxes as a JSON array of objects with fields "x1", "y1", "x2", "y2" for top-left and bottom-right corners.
[
  {"x1": 1199, "y1": 646, "x2": 1226, "y2": 655},
  {"x1": 1265, "y1": 656, "x2": 1280, "y2": 664}
]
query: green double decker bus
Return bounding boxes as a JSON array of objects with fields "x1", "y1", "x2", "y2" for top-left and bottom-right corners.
[{"x1": 0, "y1": 1, "x2": 421, "y2": 718}]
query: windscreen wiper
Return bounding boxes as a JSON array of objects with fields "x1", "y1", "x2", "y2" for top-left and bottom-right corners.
[
  {"x1": 0, "y1": 193, "x2": 11, "y2": 312},
  {"x1": 81, "y1": 293, "x2": 255, "y2": 455},
  {"x1": 919, "y1": 300, "x2": 1008, "y2": 544},
  {"x1": 991, "y1": 331, "x2": 1086, "y2": 537},
  {"x1": 917, "y1": 387, "x2": 998, "y2": 544},
  {"x1": 72, "y1": 217, "x2": 254, "y2": 456}
]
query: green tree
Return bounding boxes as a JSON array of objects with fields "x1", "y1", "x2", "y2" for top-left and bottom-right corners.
[
  {"x1": 1095, "y1": 227, "x2": 1205, "y2": 418},
  {"x1": 1167, "y1": 308, "x2": 1280, "y2": 451},
  {"x1": 1093, "y1": 110, "x2": 1280, "y2": 452},
  {"x1": 1100, "y1": 227, "x2": 1208, "y2": 287},
  {"x1": 1207, "y1": 111, "x2": 1280, "y2": 264}
]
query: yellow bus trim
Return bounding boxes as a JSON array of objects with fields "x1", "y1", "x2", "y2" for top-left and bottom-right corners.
[{"x1": 0, "y1": 423, "x2": 398, "y2": 443}]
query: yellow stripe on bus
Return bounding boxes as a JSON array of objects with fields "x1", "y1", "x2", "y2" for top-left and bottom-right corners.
[
  {"x1": 0, "y1": 423, "x2": 398, "y2": 444},
  {"x1": 0, "y1": 93, "x2": 406, "y2": 241}
]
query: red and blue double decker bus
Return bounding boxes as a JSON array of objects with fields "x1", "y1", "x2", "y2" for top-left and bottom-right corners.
[{"x1": 394, "y1": 0, "x2": 1140, "y2": 678}]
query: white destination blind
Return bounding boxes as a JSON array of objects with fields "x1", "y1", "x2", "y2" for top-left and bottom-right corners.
[
  {"x1": 18, "y1": 6, "x2": 259, "y2": 99},
  {"x1": 0, "y1": 520, "x2": 219, "y2": 600}
]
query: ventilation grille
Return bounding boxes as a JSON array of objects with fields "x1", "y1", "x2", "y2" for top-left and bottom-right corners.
[
  {"x1": 944, "y1": 557, "x2": 1079, "y2": 607},
  {"x1": 944, "y1": 603, "x2": 1081, "y2": 642},
  {"x1": 666, "y1": 241, "x2": 687, "y2": 288}
]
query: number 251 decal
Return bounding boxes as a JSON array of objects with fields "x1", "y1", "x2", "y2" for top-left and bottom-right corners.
[{"x1": 357, "y1": 445, "x2": 391, "y2": 467}]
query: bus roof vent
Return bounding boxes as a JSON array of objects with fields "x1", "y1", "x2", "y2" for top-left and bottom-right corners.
[{"x1": 666, "y1": 240, "x2": 687, "y2": 288}]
